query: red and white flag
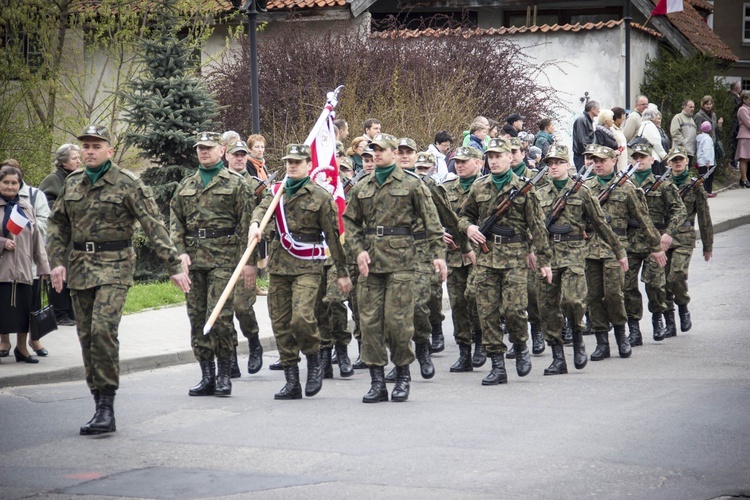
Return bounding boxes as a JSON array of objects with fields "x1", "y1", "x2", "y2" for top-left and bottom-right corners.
[
  {"x1": 6, "y1": 204, "x2": 30, "y2": 235},
  {"x1": 651, "y1": 0, "x2": 683, "y2": 16}
]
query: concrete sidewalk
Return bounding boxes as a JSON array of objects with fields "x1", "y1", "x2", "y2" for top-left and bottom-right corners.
[{"x1": 2, "y1": 186, "x2": 749, "y2": 389}]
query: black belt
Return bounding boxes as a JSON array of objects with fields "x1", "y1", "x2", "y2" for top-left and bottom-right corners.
[
  {"x1": 412, "y1": 231, "x2": 426, "y2": 240},
  {"x1": 681, "y1": 220, "x2": 694, "y2": 228},
  {"x1": 274, "y1": 232, "x2": 323, "y2": 244},
  {"x1": 366, "y1": 226, "x2": 412, "y2": 237},
  {"x1": 186, "y1": 228, "x2": 236, "y2": 239},
  {"x1": 492, "y1": 234, "x2": 525, "y2": 244},
  {"x1": 73, "y1": 240, "x2": 132, "y2": 253},
  {"x1": 612, "y1": 227, "x2": 628, "y2": 236},
  {"x1": 550, "y1": 233, "x2": 584, "y2": 242}
]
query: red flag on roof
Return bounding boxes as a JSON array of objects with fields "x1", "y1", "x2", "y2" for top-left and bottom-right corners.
[{"x1": 651, "y1": 0, "x2": 684, "y2": 16}]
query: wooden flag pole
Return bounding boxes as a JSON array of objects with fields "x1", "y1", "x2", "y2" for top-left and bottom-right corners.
[{"x1": 203, "y1": 180, "x2": 286, "y2": 335}]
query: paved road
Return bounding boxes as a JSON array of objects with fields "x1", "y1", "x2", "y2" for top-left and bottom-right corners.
[{"x1": 0, "y1": 226, "x2": 748, "y2": 499}]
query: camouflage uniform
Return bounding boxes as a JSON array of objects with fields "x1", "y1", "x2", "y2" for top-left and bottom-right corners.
[
  {"x1": 47, "y1": 161, "x2": 183, "y2": 394},
  {"x1": 234, "y1": 170, "x2": 262, "y2": 351}
]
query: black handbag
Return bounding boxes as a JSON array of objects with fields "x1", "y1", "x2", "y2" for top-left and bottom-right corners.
[{"x1": 30, "y1": 281, "x2": 58, "y2": 341}]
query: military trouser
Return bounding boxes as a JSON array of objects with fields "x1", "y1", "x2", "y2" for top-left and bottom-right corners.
[
  {"x1": 268, "y1": 272, "x2": 322, "y2": 366},
  {"x1": 624, "y1": 252, "x2": 667, "y2": 319},
  {"x1": 358, "y1": 271, "x2": 416, "y2": 367},
  {"x1": 428, "y1": 268, "x2": 445, "y2": 326},
  {"x1": 71, "y1": 285, "x2": 128, "y2": 393},
  {"x1": 347, "y1": 263, "x2": 361, "y2": 341},
  {"x1": 316, "y1": 265, "x2": 351, "y2": 349},
  {"x1": 475, "y1": 266, "x2": 528, "y2": 355},
  {"x1": 447, "y1": 264, "x2": 479, "y2": 346},
  {"x1": 412, "y1": 261, "x2": 433, "y2": 344},
  {"x1": 665, "y1": 247, "x2": 692, "y2": 309},
  {"x1": 188, "y1": 268, "x2": 235, "y2": 361},
  {"x1": 585, "y1": 258, "x2": 627, "y2": 330},
  {"x1": 527, "y1": 268, "x2": 541, "y2": 325},
  {"x1": 233, "y1": 273, "x2": 259, "y2": 344},
  {"x1": 538, "y1": 266, "x2": 587, "y2": 345}
]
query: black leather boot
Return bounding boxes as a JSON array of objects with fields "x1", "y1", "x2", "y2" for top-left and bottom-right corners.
[
  {"x1": 628, "y1": 319, "x2": 643, "y2": 347},
  {"x1": 571, "y1": 329, "x2": 587, "y2": 369},
  {"x1": 472, "y1": 330, "x2": 487, "y2": 367},
  {"x1": 391, "y1": 365, "x2": 411, "y2": 402},
  {"x1": 562, "y1": 319, "x2": 573, "y2": 345},
  {"x1": 449, "y1": 343, "x2": 473, "y2": 372},
  {"x1": 531, "y1": 322, "x2": 545, "y2": 354},
  {"x1": 305, "y1": 351, "x2": 323, "y2": 397},
  {"x1": 544, "y1": 343, "x2": 568, "y2": 375},
  {"x1": 482, "y1": 353, "x2": 508, "y2": 385},
  {"x1": 652, "y1": 313, "x2": 667, "y2": 341},
  {"x1": 352, "y1": 340, "x2": 367, "y2": 369},
  {"x1": 362, "y1": 366, "x2": 388, "y2": 403},
  {"x1": 335, "y1": 344, "x2": 354, "y2": 378},
  {"x1": 678, "y1": 304, "x2": 692, "y2": 332},
  {"x1": 384, "y1": 366, "x2": 397, "y2": 383},
  {"x1": 81, "y1": 391, "x2": 116, "y2": 435},
  {"x1": 613, "y1": 324, "x2": 632, "y2": 358},
  {"x1": 215, "y1": 357, "x2": 232, "y2": 396},
  {"x1": 321, "y1": 348, "x2": 334, "y2": 379},
  {"x1": 269, "y1": 358, "x2": 283, "y2": 371},
  {"x1": 664, "y1": 310, "x2": 677, "y2": 337},
  {"x1": 79, "y1": 391, "x2": 100, "y2": 435},
  {"x1": 414, "y1": 342, "x2": 435, "y2": 379},
  {"x1": 505, "y1": 343, "x2": 516, "y2": 359},
  {"x1": 188, "y1": 360, "x2": 216, "y2": 396},
  {"x1": 230, "y1": 348, "x2": 241, "y2": 379},
  {"x1": 247, "y1": 337, "x2": 263, "y2": 374},
  {"x1": 590, "y1": 332, "x2": 610, "y2": 361},
  {"x1": 430, "y1": 323, "x2": 445, "y2": 353},
  {"x1": 274, "y1": 365, "x2": 302, "y2": 400},
  {"x1": 514, "y1": 344, "x2": 532, "y2": 377}
]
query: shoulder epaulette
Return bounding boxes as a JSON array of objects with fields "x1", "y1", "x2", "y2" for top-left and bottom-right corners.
[
  {"x1": 68, "y1": 169, "x2": 85, "y2": 176},
  {"x1": 227, "y1": 169, "x2": 244, "y2": 178},
  {"x1": 476, "y1": 174, "x2": 489, "y2": 181},
  {"x1": 121, "y1": 169, "x2": 139, "y2": 181},
  {"x1": 442, "y1": 173, "x2": 459, "y2": 183},
  {"x1": 404, "y1": 170, "x2": 421, "y2": 180}
]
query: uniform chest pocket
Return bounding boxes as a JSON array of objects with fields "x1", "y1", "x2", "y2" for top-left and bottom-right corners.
[
  {"x1": 63, "y1": 189, "x2": 84, "y2": 202},
  {"x1": 212, "y1": 187, "x2": 234, "y2": 196},
  {"x1": 389, "y1": 189, "x2": 410, "y2": 197},
  {"x1": 357, "y1": 187, "x2": 375, "y2": 199},
  {"x1": 476, "y1": 193, "x2": 492, "y2": 203},
  {"x1": 178, "y1": 188, "x2": 198, "y2": 198},
  {"x1": 446, "y1": 192, "x2": 460, "y2": 203},
  {"x1": 300, "y1": 200, "x2": 321, "y2": 212},
  {"x1": 98, "y1": 193, "x2": 126, "y2": 222},
  {"x1": 609, "y1": 191, "x2": 627, "y2": 203}
]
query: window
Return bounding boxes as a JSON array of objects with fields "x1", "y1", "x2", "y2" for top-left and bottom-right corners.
[
  {"x1": 744, "y1": 3, "x2": 750, "y2": 43},
  {"x1": 0, "y1": 28, "x2": 43, "y2": 74},
  {"x1": 504, "y1": 7, "x2": 621, "y2": 28},
  {"x1": 742, "y1": 79, "x2": 750, "y2": 91}
]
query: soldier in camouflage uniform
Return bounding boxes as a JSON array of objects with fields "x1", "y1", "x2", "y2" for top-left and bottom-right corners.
[
  {"x1": 663, "y1": 146, "x2": 713, "y2": 336},
  {"x1": 536, "y1": 145, "x2": 627, "y2": 375},
  {"x1": 171, "y1": 132, "x2": 253, "y2": 398},
  {"x1": 248, "y1": 144, "x2": 351, "y2": 400},
  {"x1": 584, "y1": 145, "x2": 664, "y2": 361},
  {"x1": 225, "y1": 139, "x2": 264, "y2": 376},
  {"x1": 459, "y1": 138, "x2": 553, "y2": 386},
  {"x1": 624, "y1": 143, "x2": 686, "y2": 344},
  {"x1": 441, "y1": 146, "x2": 484, "y2": 372},
  {"x1": 47, "y1": 125, "x2": 190, "y2": 435},
  {"x1": 343, "y1": 133, "x2": 446, "y2": 403}
]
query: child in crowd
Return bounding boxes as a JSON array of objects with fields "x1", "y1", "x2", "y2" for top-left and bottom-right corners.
[{"x1": 695, "y1": 121, "x2": 716, "y2": 198}]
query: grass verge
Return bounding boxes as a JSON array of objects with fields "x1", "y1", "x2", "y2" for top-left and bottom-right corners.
[{"x1": 124, "y1": 281, "x2": 186, "y2": 315}]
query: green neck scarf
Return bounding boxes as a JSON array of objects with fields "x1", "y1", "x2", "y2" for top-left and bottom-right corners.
[
  {"x1": 375, "y1": 164, "x2": 397, "y2": 185},
  {"x1": 552, "y1": 177, "x2": 569, "y2": 192},
  {"x1": 459, "y1": 174, "x2": 477, "y2": 192},
  {"x1": 512, "y1": 162, "x2": 527, "y2": 177},
  {"x1": 199, "y1": 160, "x2": 223, "y2": 187},
  {"x1": 673, "y1": 169, "x2": 690, "y2": 186},
  {"x1": 633, "y1": 168, "x2": 652, "y2": 187},
  {"x1": 491, "y1": 170, "x2": 513, "y2": 191},
  {"x1": 85, "y1": 160, "x2": 111, "y2": 186},
  {"x1": 597, "y1": 172, "x2": 615, "y2": 186},
  {"x1": 285, "y1": 176, "x2": 310, "y2": 197}
]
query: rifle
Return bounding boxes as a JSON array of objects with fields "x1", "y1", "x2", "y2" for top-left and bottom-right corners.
[
  {"x1": 597, "y1": 163, "x2": 637, "y2": 207},
  {"x1": 254, "y1": 170, "x2": 279, "y2": 197},
  {"x1": 476, "y1": 165, "x2": 548, "y2": 254},
  {"x1": 679, "y1": 166, "x2": 716, "y2": 198},
  {"x1": 544, "y1": 165, "x2": 594, "y2": 231},
  {"x1": 343, "y1": 169, "x2": 367, "y2": 195},
  {"x1": 627, "y1": 167, "x2": 672, "y2": 229},
  {"x1": 418, "y1": 164, "x2": 438, "y2": 185}
]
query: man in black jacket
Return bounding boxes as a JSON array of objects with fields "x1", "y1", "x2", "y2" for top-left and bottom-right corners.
[{"x1": 572, "y1": 101, "x2": 600, "y2": 169}]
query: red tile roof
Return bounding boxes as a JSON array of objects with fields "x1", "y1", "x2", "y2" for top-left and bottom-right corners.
[
  {"x1": 266, "y1": 0, "x2": 346, "y2": 10},
  {"x1": 652, "y1": 0, "x2": 736, "y2": 61}
]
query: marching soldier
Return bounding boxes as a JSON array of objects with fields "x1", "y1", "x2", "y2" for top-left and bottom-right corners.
[
  {"x1": 584, "y1": 145, "x2": 664, "y2": 361},
  {"x1": 171, "y1": 132, "x2": 252, "y2": 398},
  {"x1": 663, "y1": 146, "x2": 713, "y2": 335},
  {"x1": 459, "y1": 138, "x2": 553, "y2": 386},
  {"x1": 47, "y1": 125, "x2": 190, "y2": 435},
  {"x1": 248, "y1": 144, "x2": 351, "y2": 400},
  {"x1": 624, "y1": 143, "x2": 686, "y2": 344},
  {"x1": 343, "y1": 133, "x2": 446, "y2": 403},
  {"x1": 536, "y1": 145, "x2": 626, "y2": 374}
]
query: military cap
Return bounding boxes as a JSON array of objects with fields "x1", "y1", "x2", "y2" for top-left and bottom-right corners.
[
  {"x1": 667, "y1": 145, "x2": 689, "y2": 162},
  {"x1": 630, "y1": 142, "x2": 653, "y2": 157},
  {"x1": 508, "y1": 137, "x2": 523, "y2": 151},
  {"x1": 370, "y1": 133, "x2": 398, "y2": 149},
  {"x1": 415, "y1": 151, "x2": 436, "y2": 167},
  {"x1": 544, "y1": 144, "x2": 570, "y2": 163},
  {"x1": 485, "y1": 138, "x2": 511, "y2": 154},
  {"x1": 339, "y1": 156, "x2": 354, "y2": 170},
  {"x1": 281, "y1": 143, "x2": 311, "y2": 160},
  {"x1": 591, "y1": 145, "x2": 617, "y2": 159},
  {"x1": 454, "y1": 146, "x2": 483, "y2": 160},
  {"x1": 583, "y1": 143, "x2": 598, "y2": 156},
  {"x1": 78, "y1": 124, "x2": 111, "y2": 143},
  {"x1": 397, "y1": 138, "x2": 418, "y2": 151},
  {"x1": 227, "y1": 140, "x2": 249, "y2": 155},
  {"x1": 195, "y1": 132, "x2": 222, "y2": 148},
  {"x1": 361, "y1": 144, "x2": 375, "y2": 157},
  {"x1": 506, "y1": 113, "x2": 525, "y2": 124}
]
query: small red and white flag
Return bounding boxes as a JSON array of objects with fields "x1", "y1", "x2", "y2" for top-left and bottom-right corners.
[
  {"x1": 306, "y1": 106, "x2": 346, "y2": 234},
  {"x1": 651, "y1": 0, "x2": 683, "y2": 16},
  {"x1": 6, "y1": 204, "x2": 30, "y2": 235}
]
